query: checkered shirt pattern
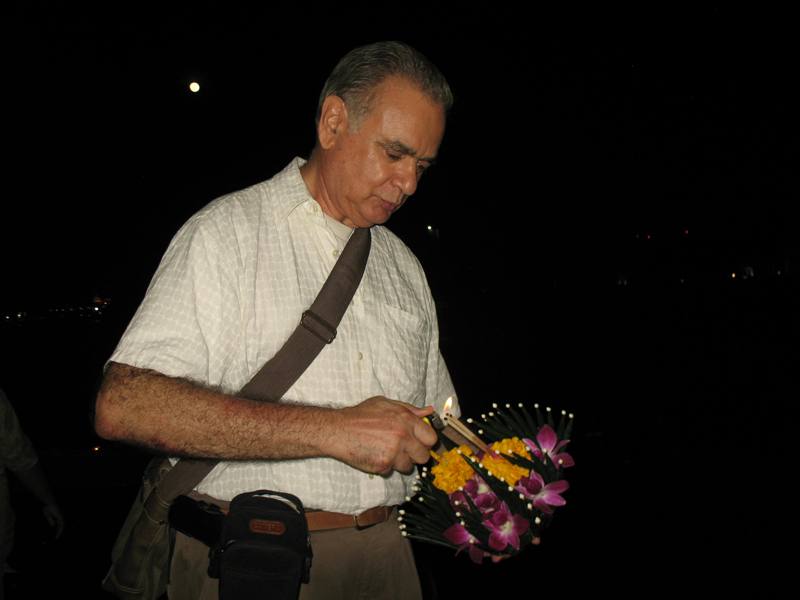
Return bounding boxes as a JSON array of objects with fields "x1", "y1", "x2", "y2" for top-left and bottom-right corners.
[{"x1": 109, "y1": 157, "x2": 458, "y2": 513}]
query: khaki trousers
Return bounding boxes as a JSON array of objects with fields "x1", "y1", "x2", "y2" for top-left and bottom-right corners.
[{"x1": 167, "y1": 509, "x2": 422, "y2": 600}]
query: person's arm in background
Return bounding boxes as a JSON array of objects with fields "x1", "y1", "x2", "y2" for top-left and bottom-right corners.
[
  {"x1": 1, "y1": 389, "x2": 64, "y2": 539},
  {"x1": 10, "y1": 461, "x2": 64, "y2": 539}
]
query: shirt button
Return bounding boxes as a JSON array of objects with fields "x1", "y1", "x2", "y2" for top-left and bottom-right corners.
[
  {"x1": 332, "y1": 248, "x2": 340, "y2": 257},
  {"x1": 357, "y1": 352, "x2": 363, "y2": 360}
]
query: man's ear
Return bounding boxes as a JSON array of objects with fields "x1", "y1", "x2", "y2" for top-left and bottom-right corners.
[{"x1": 318, "y1": 95, "x2": 348, "y2": 150}]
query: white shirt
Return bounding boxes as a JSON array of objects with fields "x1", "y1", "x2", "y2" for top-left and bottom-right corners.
[{"x1": 110, "y1": 158, "x2": 458, "y2": 513}]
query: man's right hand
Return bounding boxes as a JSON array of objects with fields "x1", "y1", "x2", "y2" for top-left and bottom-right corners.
[{"x1": 331, "y1": 396, "x2": 438, "y2": 476}]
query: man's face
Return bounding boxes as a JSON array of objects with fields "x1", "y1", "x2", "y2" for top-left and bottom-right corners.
[{"x1": 320, "y1": 76, "x2": 446, "y2": 228}]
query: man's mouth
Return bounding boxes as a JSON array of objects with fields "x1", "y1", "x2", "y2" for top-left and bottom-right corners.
[{"x1": 380, "y1": 200, "x2": 400, "y2": 213}]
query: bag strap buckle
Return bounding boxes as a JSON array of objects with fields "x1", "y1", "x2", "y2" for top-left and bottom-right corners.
[{"x1": 300, "y1": 310, "x2": 337, "y2": 344}]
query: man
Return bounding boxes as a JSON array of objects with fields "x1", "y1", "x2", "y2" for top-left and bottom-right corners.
[
  {"x1": 95, "y1": 41, "x2": 458, "y2": 599},
  {"x1": 1, "y1": 388, "x2": 65, "y2": 600}
]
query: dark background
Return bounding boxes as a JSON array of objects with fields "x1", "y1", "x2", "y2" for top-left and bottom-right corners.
[{"x1": 1, "y1": 2, "x2": 796, "y2": 597}]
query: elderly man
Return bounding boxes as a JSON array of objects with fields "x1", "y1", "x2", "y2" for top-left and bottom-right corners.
[{"x1": 95, "y1": 41, "x2": 457, "y2": 599}]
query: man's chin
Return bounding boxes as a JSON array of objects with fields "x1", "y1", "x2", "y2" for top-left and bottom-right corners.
[{"x1": 363, "y1": 210, "x2": 392, "y2": 227}]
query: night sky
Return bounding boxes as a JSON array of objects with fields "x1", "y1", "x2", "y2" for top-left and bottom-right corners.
[
  {"x1": 1, "y1": 3, "x2": 796, "y2": 596},
  {"x1": 4, "y1": 5, "x2": 794, "y2": 309}
]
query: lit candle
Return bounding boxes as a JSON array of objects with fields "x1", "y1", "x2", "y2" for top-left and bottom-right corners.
[{"x1": 442, "y1": 397, "x2": 493, "y2": 455}]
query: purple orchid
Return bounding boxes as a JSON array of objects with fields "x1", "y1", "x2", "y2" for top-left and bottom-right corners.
[
  {"x1": 451, "y1": 476, "x2": 501, "y2": 515},
  {"x1": 523, "y1": 424, "x2": 575, "y2": 468},
  {"x1": 516, "y1": 471, "x2": 569, "y2": 514},
  {"x1": 482, "y1": 502, "x2": 529, "y2": 552},
  {"x1": 443, "y1": 523, "x2": 485, "y2": 563},
  {"x1": 466, "y1": 476, "x2": 502, "y2": 513}
]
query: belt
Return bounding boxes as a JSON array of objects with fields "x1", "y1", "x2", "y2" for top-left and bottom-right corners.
[
  {"x1": 172, "y1": 492, "x2": 394, "y2": 545},
  {"x1": 305, "y1": 506, "x2": 394, "y2": 531}
]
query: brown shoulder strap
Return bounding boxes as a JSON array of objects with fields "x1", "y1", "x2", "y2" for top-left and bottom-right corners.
[
  {"x1": 240, "y1": 226, "x2": 371, "y2": 401},
  {"x1": 157, "y1": 226, "x2": 372, "y2": 497}
]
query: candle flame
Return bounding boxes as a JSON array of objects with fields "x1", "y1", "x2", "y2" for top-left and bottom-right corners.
[{"x1": 443, "y1": 395, "x2": 454, "y2": 414}]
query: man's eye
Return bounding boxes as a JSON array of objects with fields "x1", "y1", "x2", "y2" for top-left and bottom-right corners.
[
  {"x1": 387, "y1": 151, "x2": 402, "y2": 161},
  {"x1": 416, "y1": 162, "x2": 430, "y2": 174}
]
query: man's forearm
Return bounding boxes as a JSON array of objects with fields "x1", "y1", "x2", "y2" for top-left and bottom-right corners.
[
  {"x1": 96, "y1": 362, "x2": 438, "y2": 475},
  {"x1": 94, "y1": 362, "x2": 340, "y2": 460}
]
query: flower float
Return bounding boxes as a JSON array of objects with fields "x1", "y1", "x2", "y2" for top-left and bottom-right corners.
[{"x1": 399, "y1": 402, "x2": 574, "y2": 563}]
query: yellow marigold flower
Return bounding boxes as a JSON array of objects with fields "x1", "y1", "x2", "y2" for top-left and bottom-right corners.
[
  {"x1": 481, "y1": 437, "x2": 531, "y2": 486},
  {"x1": 431, "y1": 445, "x2": 474, "y2": 494},
  {"x1": 492, "y1": 437, "x2": 532, "y2": 460}
]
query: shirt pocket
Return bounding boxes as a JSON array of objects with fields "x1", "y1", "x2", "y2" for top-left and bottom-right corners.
[{"x1": 369, "y1": 302, "x2": 430, "y2": 405}]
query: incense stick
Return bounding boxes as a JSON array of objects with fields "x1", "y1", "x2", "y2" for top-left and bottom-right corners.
[{"x1": 443, "y1": 412, "x2": 493, "y2": 455}]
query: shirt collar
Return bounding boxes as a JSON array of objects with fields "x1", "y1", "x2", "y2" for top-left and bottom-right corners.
[
  {"x1": 273, "y1": 156, "x2": 316, "y2": 221},
  {"x1": 274, "y1": 157, "x2": 356, "y2": 241}
]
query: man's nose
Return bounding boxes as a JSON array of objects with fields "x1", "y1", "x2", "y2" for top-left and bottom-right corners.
[{"x1": 393, "y1": 159, "x2": 418, "y2": 197}]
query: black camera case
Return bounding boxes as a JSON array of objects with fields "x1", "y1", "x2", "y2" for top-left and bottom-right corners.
[{"x1": 209, "y1": 490, "x2": 312, "y2": 600}]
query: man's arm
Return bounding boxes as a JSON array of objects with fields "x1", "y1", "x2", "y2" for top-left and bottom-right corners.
[{"x1": 94, "y1": 361, "x2": 436, "y2": 475}]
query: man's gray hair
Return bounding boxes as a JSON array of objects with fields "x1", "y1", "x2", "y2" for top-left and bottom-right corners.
[{"x1": 316, "y1": 41, "x2": 453, "y2": 127}]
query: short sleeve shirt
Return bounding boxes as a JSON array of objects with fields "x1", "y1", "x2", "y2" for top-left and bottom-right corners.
[{"x1": 110, "y1": 158, "x2": 457, "y2": 512}]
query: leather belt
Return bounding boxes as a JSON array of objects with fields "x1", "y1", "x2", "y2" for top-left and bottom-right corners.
[
  {"x1": 305, "y1": 506, "x2": 394, "y2": 531},
  {"x1": 182, "y1": 491, "x2": 393, "y2": 533}
]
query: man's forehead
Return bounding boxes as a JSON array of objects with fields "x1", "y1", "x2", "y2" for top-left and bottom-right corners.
[{"x1": 356, "y1": 76, "x2": 445, "y2": 158}]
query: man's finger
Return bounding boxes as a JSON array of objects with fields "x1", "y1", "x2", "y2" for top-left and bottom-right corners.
[
  {"x1": 406, "y1": 404, "x2": 435, "y2": 417},
  {"x1": 408, "y1": 444, "x2": 433, "y2": 466},
  {"x1": 413, "y1": 419, "x2": 438, "y2": 447},
  {"x1": 394, "y1": 455, "x2": 415, "y2": 475}
]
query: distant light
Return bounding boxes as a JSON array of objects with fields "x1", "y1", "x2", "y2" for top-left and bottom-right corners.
[
  {"x1": 94, "y1": 306, "x2": 100, "y2": 312},
  {"x1": 189, "y1": 81, "x2": 201, "y2": 93},
  {"x1": 427, "y1": 225, "x2": 433, "y2": 231},
  {"x1": 682, "y1": 228, "x2": 689, "y2": 236},
  {"x1": 731, "y1": 272, "x2": 737, "y2": 279}
]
